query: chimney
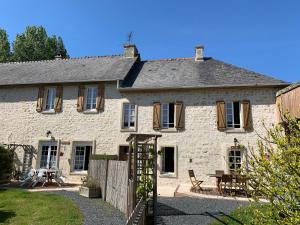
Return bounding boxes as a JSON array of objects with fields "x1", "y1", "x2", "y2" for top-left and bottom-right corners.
[
  {"x1": 195, "y1": 45, "x2": 204, "y2": 61},
  {"x1": 124, "y1": 44, "x2": 139, "y2": 58},
  {"x1": 55, "y1": 55, "x2": 62, "y2": 60}
]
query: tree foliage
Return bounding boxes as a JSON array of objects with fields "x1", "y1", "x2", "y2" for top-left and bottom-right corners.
[
  {"x1": 0, "y1": 146, "x2": 14, "y2": 180},
  {"x1": 0, "y1": 28, "x2": 10, "y2": 63},
  {"x1": 245, "y1": 115, "x2": 300, "y2": 225},
  {"x1": 0, "y1": 26, "x2": 68, "y2": 63},
  {"x1": 12, "y1": 26, "x2": 68, "y2": 61}
]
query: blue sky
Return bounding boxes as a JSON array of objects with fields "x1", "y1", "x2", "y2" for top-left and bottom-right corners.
[{"x1": 0, "y1": 0, "x2": 299, "y2": 82}]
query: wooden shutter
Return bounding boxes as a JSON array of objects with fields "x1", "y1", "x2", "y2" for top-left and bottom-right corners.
[
  {"x1": 77, "y1": 85, "x2": 85, "y2": 112},
  {"x1": 96, "y1": 82, "x2": 105, "y2": 112},
  {"x1": 54, "y1": 86, "x2": 63, "y2": 112},
  {"x1": 153, "y1": 102, "x2": 161, "y2": 130},
  {"x1": 36, "y1": 86, "x2": 45, "y2": 112},
  {"x1": 175, "y1": 101, "x2": 184, "y2": 129},
  {"x1": 216, "y1": 101, "x2": 226, "y2": 130},
  {"x1": 242, "y1": 100, "x2": 252, "y2": 130}
]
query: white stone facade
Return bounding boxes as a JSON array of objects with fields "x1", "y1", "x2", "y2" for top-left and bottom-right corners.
[{"x1": 0, "y1": 82, "x2": 279, "y2": 186}]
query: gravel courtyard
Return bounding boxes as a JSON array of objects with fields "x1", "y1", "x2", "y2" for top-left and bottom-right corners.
[
  {"x1": 157, "y1": 196, "x2": 249, "y2": 225},
  {"x1": 52, "y1": 191, "x2": 126, "y2": 225}
]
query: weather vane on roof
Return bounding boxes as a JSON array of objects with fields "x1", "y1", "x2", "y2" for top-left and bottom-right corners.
[{"x1": 127, "y1": 31, "x2": 133, "y2": 44}]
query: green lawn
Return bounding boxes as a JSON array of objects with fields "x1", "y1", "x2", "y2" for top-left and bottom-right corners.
[
  {"x1": 209, "y1": 204, "x2": 275, "y2": 225},
  {"x1": 0, "y1": 188, "x2": 83, "y2": 225}
]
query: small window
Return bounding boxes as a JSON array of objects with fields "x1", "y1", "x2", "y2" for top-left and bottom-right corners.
[
  {"x1": 226, "y1": 101, "x2": 241, "y2": 128},
  {"x1": 161, "y1": 147, "x2": 175, "y2": 174},
  {"x1": 44, "y1": 87, "x2": 56, "y2": 111},
  {"x1": 123, "y1": 103, "x2": 136, "y2": 129},
  {"x1": 162, "y1": 103, "x2": 175, "y2": 128},
  {"x1": 74, "y1": 145, "x2": 92, "y2": 171},
  {"x1": 119, "y1": 145, "x2": 129, "y2": 161},
  {"x1": 85, "y1": 87, "x2": 97, "y2": 111},
  {"x1": 229, "y1": 148, "x2": 243, "y2": 172}
]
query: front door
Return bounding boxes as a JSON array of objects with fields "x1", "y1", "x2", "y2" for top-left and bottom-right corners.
[{"x1": 40, "y1": 144, "x2": 57, "y2": 169}]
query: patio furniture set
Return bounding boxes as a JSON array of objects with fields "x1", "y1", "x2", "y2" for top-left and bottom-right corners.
[
  {"x1": 188, "y1": 169, "x2": 248, "y2": 196},
  {"x1": 20, "y1": 167, "x2": 65, "y2": 187}
]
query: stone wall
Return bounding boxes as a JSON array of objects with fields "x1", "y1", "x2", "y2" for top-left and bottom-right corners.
[{"x1": 0, "y1": 82, "x2": 279, "y2": 186}]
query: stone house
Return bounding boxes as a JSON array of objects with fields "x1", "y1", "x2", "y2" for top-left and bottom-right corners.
[{"x1": 0, "y1": 45, "x2": 288, "y2": 186}]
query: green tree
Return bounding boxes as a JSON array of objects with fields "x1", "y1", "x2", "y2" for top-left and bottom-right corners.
[
  {"x1": 0, "y1": 146, "x2": 13, "y2": 180},
  {"x1": 12, "y1": 26, "x2": 68, "y2": 62},
  {"x1": 245, "y1": 115, "x2": 300, "y2": 225},
  {"x1": 0, "y1": 28, "x2": 11, "y2": 62}
]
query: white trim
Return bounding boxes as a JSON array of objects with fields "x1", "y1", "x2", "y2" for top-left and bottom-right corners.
[
  {"x1": 161, "y1": 103, "x2": 176, "y2": 129},
  {"x1": 121, "y1": 102, "x2": 138, "y2": 131},
  {"x1": 43, "y1": 86, "x2": 56, "y2": 112},
  {"x1": 84, "y1": 85, "x2": 97, "y2": 112},
  {"x1": 71, "y1": 141, "x2": 93, "y2": 172}
]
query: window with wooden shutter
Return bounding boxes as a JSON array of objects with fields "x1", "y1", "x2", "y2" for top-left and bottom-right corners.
[
  {"x1": 36, "y1": 87, "x2": 45, "y2": 112},
  {"x1": 96, "y1": 82, "x2": 105, "y2": 112},
  {"x1": 216, "y1": 101, "x2": 226, "y2": 130},
  {"x1": 153, "y1": 102, "x2": 161, "y2": 130},
  {"x1": 175, "y1": 101, "x2": 184, "y2": 129},
  {"x1": 77, "y1": 86, "x2": 85, "y2": 112},
  {"x1": 242, "y1": 100, "x2": 252, "y2": 130},
  {"x1": 54, "y1": 86, "x2": 63, "y2": 112}
]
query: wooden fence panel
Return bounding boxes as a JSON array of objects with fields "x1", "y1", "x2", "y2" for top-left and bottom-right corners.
[
  {"x1": 106, "y1": 160, "x2": 128, "y2": 214},
  {"x1": 88, "y1": 159, "x2": 108, "y2": 199}
]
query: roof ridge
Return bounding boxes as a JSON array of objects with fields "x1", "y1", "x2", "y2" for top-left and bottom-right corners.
[
  {"x1": 144, "y1": 57, "x2": 193, "y2": 62},
  {"x1": 0, "y1": 54, "x2": 123, "y2": 65}
]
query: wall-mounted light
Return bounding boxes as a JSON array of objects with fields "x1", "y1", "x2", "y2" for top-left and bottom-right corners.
[
  {"x1": 234, "y1": 138, "x2": 239, "y2": 146},
  {"x1": 46, "y1": 131, "x2": 55, "y2": 140}
]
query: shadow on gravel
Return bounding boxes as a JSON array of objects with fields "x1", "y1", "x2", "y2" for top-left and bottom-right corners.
[{"x1": 157, "y1": 196, "x2": 246, "y2": 225}]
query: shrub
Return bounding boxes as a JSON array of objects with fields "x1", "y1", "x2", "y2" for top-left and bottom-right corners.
[
  {"x1": 0, "y1": 145, "x2": 14, "y2": 180},
  {"x1": 245, "y1": 115, "x2": 300, "y2": 225}
]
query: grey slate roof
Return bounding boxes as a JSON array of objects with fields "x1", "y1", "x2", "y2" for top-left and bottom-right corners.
[
  {"x1": 0, "y1": 56, "x2": 137, "y2": 86},
  {"x1": 120, "y1": 58, "x2": 288, "y2": 90}
]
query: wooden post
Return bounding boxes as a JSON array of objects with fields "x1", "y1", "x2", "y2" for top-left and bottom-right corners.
[
  {"x1": 128, "y1": 141, "x2": 132, "y2": 180},
  {"x1": 133, "y1": 135, "x2": 138, "y2": 207},
  {"x1": 153, "y1": 137, "x2": 158, "y2": 225}
]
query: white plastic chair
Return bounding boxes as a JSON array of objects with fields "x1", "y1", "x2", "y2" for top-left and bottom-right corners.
[
  {"x1": 31, "y1": 169, "x2": 48, "y2": 187},
  {"x1": 54, "y1": 170, "x2": 65, "y2": 187},
  {"x1": 20, "y1": 169, "x2": 36, "y2": 187}
]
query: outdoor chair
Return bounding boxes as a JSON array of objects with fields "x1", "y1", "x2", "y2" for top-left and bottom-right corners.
[
  {"x1": 54, "y1": 170, "x2": 65, "y2": 187},
  {"x1": 220, "y1": 174, "x2": 233, "y2": 196},
  {"x1": 234, "y1": 175, "x2": 248, "y2": 196},
  {"x1": 188, "y1": 170, "x2": 203, "y2": 192},
  {"x1": 32, "y1": 169, "x2": 48, "y2": 187},
  {"x1": 20, "y1": 169, "x2": 36, "y2": 187}
]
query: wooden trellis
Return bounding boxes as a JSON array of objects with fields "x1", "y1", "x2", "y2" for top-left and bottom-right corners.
[
  {"x1": 3, "y1": 143, "x2": 35, "y2": 174},
  {"x1": 126, "y1": 134, "x2": 161, "y2": 225}
]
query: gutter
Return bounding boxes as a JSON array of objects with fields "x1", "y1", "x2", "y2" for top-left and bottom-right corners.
[{"x1": 117, "y1": 83, "x2": 290, "y2": 92}]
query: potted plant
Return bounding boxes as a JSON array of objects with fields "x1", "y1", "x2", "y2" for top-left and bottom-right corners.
[{"x1": 79, "y1": 179, "x2": 101, "y2": 198}]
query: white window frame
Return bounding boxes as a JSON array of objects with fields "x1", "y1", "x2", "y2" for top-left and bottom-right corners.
[
  {"x1": 159, "y1": 146, "x2": 177, "y2": 178},
  {"x1": 226, "y1": 101, "x2": 241, "y2": 129},
  {"x1": 43, "y1": 87, "x2": 56, "y2": 112},
  {"x1": 122, "y1": 103, "x2": 136, "y2": 129},
  {"x1": 228, "y1": 147, "x2": 243, "y2": 172},
  {"x1": 84, "y1": 86, "x2": 97, "y2": 112},
  {"x1": 161, "y1": 103, "x2": 175, "y2": 129},
  {"x1": 73, "y1": 144, "x2": 92, "y2": 172},
  {"x1": 39, "y1": 143, "x2": 58, "y2": 169}
]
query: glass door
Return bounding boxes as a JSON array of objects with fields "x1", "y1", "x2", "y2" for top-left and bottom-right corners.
[{"x1": 40, "y1": 144, "x2": 57, "y2": 169}]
